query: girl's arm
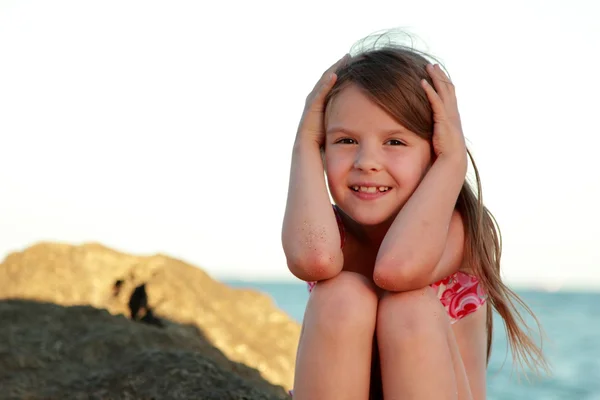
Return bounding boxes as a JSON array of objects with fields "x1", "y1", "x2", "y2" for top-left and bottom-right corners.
[
  {"x1": 282, "y1": 57, "x2": 348, "y2": 282},
  {"x1": 374, "y1": 63, "x2": 468, "y2": 291},
  {"x1": 373, "y1": 156, "x2": 466, "y2": 291},
  {"x1": 282, "y1": 140, "x2": 344, "y2": 281}
]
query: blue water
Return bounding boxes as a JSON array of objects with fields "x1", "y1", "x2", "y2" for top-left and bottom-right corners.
[{"x1": 225, "y1": 280, "x2": 600, "y2": 399}]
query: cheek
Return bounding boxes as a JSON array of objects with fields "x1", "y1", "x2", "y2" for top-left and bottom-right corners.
[
  {"x1": 324, "y1": 153, "x2": 350, "y2": 190},
  {"x1": 325, "y1": 163, "x2": 342, "y2": 186},
  {"x1": 388, "y1": 154, "x2": 429, "y2": 185},
  {"x1": 420, "y1": 150, "x2": 433, "y2": 177},
  {"x1": 325, "y1": 151, "x2": 344, "y2": 174}
]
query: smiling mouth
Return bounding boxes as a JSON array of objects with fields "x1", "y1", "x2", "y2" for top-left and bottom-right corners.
[{"x1": 350, "y1": 186, "x2": 391, "y2": 193}]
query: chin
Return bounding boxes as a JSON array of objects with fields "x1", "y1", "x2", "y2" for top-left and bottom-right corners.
[
  {"x1": 332, "y1": 191, "x2": 406, "y2": 226},
  {"x1": 342, "y1": 206, "x2": 396, "y2": 227},
  {"x1": 358, "y1": 214, "x2": 395, "y2": 227}
]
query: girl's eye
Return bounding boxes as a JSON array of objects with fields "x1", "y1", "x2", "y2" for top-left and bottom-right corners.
[
  {"x1": 336, "y1": 138, "x2": 356, "y2": 144},
  {"x1": 386, "y1": 139, "x2": 405, "y2": 146}
]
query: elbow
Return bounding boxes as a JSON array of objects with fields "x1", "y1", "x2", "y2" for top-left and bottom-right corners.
[
  {"x1": 286, "y1": 252, "x2": 343, "y2": 282},
  {"x1": 373, "y1": 258, "x2": 433, "y2": 292}
]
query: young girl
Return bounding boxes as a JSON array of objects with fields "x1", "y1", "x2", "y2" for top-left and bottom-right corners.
[{"x1": 282, "y1": 35, "x2": 548, "y2": 399}]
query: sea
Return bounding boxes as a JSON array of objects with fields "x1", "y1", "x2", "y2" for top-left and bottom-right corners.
[{"x1": 225, "y1": 280, "x2": 600, "y2": 400}]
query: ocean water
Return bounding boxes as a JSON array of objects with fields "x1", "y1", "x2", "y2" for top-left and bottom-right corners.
[{"x1": 225, "y1": 280, "x2": 600, "y2": 399}]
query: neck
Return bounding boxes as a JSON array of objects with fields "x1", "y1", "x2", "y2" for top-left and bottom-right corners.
[
  {"x1": 338, "y1": 208, "x2": 395, "y2": 249},
  {"x1": 361, "y1": 219, "x2": 395, "y2": 248}
]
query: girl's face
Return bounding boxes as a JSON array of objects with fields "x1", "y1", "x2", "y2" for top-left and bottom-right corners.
[{"x1": 324, "y1": 84, "x2": 432, "y2": 226}]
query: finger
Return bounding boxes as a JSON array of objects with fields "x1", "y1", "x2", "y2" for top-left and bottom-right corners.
[
  {"x1": 421, "y1": 78, "x2": 447, "y2": 122},
  {"x1": 426, "y1": 64, "x2": 455, "y2": 102},
  {"x1": 330, "y1": 53, "x2": 351, "y2": 73},
  {"x1": 425, "y1": 64, "x2": 448, "y2": 99},
  {"x1": 307, "y1": 54, "x2": 350, "y2": 108},
  {"x1": 309, "y1": 54, "x2": 350, "y2": 95},
  {"x1": 433, "y1": 64, "x2": 455, "y2": 93},
  {"x1": 307, "y1": 70, "x2": 336, "y2": 112},
  {"x1": 432, "y1": 64, "x2": 461, "y2": 117},
  {"x1": 436, "y1": 64, "x2": 457, "y2": 102},
  {"x1": 300, "y1": 55, "x2": 350, "y2": 135}
]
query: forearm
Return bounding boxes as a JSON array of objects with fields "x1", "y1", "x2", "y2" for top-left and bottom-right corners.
[
  {"x1": 282, "y1": 140, "x2": 344, "y2": 281},
  {"x1": 374, "y1": 155, "x2": 466, "y2": 289}
]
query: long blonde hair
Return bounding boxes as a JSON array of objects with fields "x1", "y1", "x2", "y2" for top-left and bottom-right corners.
[{"x1": 325, "y1": 33, "x2": 549, "y2": 375}]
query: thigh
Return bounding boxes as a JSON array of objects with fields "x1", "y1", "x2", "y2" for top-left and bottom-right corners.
[
  {"x1": 293, "y1": 272, "x2": 379, "y2": 400},
  {"x1": 377, "y1": 287, "x2": 472, "y2": 399},
  {"x1": 450, "y1": 304, "x2": 488, "y2": 400}
]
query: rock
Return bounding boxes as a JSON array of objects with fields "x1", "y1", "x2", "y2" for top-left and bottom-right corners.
[
  {"x1": 0, "y1": 242, "x2": 301, "y2": 398},
  {"x1": 0, "y1": 299, "x2": 288, "y2": 399}
]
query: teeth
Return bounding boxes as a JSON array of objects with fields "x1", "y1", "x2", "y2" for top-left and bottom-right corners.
[{"x1": 351, "y1": 186, "x2": 390, "y2": 193}]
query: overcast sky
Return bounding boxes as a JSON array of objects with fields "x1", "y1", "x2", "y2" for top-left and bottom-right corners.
[{"x1": 1, "y1": 0, "x2": 598, "y2": 290}]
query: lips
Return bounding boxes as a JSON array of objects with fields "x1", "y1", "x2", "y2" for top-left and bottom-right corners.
[{"x1": 348, "y1": 184, "x2": 392, "y2": 200}]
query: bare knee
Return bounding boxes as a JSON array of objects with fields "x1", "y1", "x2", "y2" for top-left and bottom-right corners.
[
  {"x1": 307, "y1": 271, "x2": 378, "y2": 335},
  {"x1": 377, "y1": 286, "x2": 447, "y2": 335}
]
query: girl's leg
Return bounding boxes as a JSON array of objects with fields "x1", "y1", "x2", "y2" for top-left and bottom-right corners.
[
  {"x1": 376, "y1": 286, "x2": 473, "y2": 400},
  {"x1": 293, "y1": 271, "x2": 378, "y2": 400}
]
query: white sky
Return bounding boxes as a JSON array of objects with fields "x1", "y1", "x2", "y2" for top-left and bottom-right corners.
[{"x1": 1, "y1": 0, "x2": 598, "y2": 290}]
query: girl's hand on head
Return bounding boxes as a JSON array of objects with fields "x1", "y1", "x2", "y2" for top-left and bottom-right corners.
[
  {"x1": 296, "y1": 54, "x2": 350, "y2": 147},
  {"x1": 421, "y1": 64, "x2": 468, "y2": 173}
]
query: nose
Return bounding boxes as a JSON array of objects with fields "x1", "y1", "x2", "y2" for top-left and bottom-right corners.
[{"x1": 353, "y1": 145, "x2": 382, "y2": 172}]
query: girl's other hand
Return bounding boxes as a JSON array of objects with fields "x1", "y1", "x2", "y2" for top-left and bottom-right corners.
[
  {"x1": 421, "y1": 64, "x2": 468, "y2": 172},
  {"x1": 296, "y1": 54, "x2": 350, "y2": 147}
]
